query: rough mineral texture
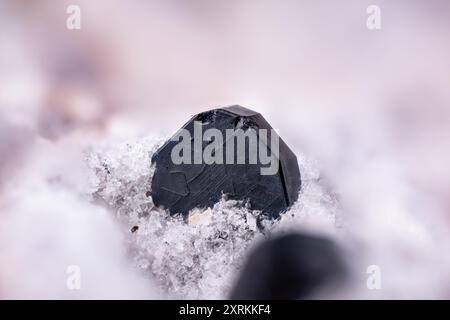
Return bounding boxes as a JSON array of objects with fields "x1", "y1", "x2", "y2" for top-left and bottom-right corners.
[
  {"x1": 87, "y1": 135, "x2": 338, "y2": 299},
  {"x1": 151, "y1": 105, "x2": 301, "y2": 218}
]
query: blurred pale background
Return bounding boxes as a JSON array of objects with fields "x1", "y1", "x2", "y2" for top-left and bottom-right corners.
[{"x1": 1, "y1": 0, "x2": 450, "y2": 298}]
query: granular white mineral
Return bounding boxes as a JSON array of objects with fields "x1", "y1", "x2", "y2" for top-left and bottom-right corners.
[{"x1": 87, "y1": 137, "x2": 339, "y2": 299}]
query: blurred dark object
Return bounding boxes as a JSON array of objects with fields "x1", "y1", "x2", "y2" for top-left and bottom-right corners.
[
  {"x1": 151, "y1": 105, "x2": 301, "y2": 219},
  {"x1": 229, "y1": 233, "x2": 347, "y2": 300}
]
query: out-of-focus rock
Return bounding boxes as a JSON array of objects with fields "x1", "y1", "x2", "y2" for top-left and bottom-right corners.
[{"x1": 229, "y1": 233, "x2": 347, "y2": 299}]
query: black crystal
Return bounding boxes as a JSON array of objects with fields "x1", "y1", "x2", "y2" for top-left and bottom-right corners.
[{"x1": 150, "y1": 105, "x2": 301, "y2": 218}]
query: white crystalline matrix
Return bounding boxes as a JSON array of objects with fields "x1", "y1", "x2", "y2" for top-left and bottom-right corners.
[{"x1": 86, "y1": 136, "x2": 339, "y2": 299}]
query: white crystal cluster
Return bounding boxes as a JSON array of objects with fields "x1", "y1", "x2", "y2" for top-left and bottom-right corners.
[{"x1": 87, "y1": 137, "x2": 339, "y2": 299}]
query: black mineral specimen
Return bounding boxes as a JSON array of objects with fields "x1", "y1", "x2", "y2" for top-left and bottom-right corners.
[
  {"x1": 150, "y1": 105, "x2": 301, "y2": 218},
  {"x1": 229, "y1": 233, "x2": 347, "y2": 299}
]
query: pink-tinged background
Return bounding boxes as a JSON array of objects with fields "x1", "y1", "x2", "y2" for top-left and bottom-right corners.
[{"x1": 1, "y1": 0, "x2": 449, "y2": 299}]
